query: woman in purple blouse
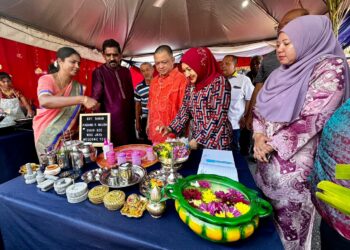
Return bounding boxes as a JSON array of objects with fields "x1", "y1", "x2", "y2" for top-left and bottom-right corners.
[{"x1": 253, "y1": 15, "x2": 349, "y2": 249}]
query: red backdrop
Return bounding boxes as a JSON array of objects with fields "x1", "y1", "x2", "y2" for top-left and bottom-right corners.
[
  {"x1": 0, "y1": 37, "x2": 252, "y2": 105},
  {"x1": 0, "y1": 37, "x2": 101, "y2": 107}
]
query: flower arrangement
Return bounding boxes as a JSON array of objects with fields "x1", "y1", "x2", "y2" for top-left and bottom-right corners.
[
  {"x1": 153, "y1": 139, "x2": 190, "y2": 162},
  {"x1": 182, "y1": 180, "x2": 251, "y2": 218}
]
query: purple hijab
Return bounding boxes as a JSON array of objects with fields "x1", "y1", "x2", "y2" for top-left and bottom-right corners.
[{"x1": 256, "y1": 15, "x2": 350, "y2": 122}]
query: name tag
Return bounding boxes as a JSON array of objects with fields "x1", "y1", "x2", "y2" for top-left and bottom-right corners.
[{"x1": 233, "y1": 86, "x2": 241, "y2": 89}]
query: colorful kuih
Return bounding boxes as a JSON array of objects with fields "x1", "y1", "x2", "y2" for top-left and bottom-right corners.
[{"x1": 165, "y1": 174, "x2": 272, "y2": 243}]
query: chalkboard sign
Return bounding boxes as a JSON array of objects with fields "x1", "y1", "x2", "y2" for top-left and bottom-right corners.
[{"x1": 79, "y1": 113, "x2": 111, "y2": 147}]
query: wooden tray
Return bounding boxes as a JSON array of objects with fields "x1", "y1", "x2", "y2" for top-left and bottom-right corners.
[{"x1": 96, "y1": 144, "x2": 158, "y2": 169}]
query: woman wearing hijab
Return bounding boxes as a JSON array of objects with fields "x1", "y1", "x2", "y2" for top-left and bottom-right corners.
[
  {"x1": 253, "y1": 15, "x2": 349, "y2": 249},
  {"x1": 159, "y1": 47, "x2": 232, "y2": 150}
]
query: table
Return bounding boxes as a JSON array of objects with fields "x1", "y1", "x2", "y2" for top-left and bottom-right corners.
[
  {"x1": 0, "y1": 129, "x2": 38, "y2": 184},
  {"x1": 0, "y1": 151, "x2": 283, "y2": 250}
]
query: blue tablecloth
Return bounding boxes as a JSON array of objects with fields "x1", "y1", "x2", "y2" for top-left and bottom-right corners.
[
  {"x1": 0, "y1": 129, "x2": 38, "y2": 184},
  {"x1": 0, "y1": 151, "x2": 283, "y2": 250}
]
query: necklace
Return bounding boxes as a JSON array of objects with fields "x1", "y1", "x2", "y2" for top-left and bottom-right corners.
[
  {"x1": 0, "y1": 87, "x2": 15, "y2": 97},
  {"x1": 56, "y1": 72, "x2": 70, "y2": 90}
]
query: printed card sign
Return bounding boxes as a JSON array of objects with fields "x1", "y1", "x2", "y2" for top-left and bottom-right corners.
[{"x1": 79, "y1": 113, "x2": 110, "y2": 147}]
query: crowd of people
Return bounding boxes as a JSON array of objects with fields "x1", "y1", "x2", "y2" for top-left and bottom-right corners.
[{"x1": 1, "y1": 8, "x2": 349, "y2": 250}]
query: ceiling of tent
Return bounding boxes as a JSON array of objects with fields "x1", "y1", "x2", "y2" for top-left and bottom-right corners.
[{"x1": 0, "y1": 0, "x2": 328, "y2": 57}]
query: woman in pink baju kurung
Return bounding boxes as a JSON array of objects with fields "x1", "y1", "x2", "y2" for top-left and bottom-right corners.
[{"x1": 253, "y1": 15, "x2": 349, "y2": 250}]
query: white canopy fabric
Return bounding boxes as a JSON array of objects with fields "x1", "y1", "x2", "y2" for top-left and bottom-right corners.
[{"x1": 0, "y1": 0, "x2": 328, "y2": 60}]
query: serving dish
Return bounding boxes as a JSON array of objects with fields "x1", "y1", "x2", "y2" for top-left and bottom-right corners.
[
  {"x1": 96, "y1": 144, "x2": 158, "y2": 169},
  {"x1": 81, "y1": 168, "x2": 103, "y2": 183},
  {"x1": 99, "y1": 165, "x2": 146, "y2": 188},
  {"x1": 165, "y1": 174, "x2": 272, "y2": 242}
]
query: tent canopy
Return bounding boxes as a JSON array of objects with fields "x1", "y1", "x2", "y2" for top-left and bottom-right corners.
[{"x1": 0, "y1": 0, "x2": 328, "y2": 59}]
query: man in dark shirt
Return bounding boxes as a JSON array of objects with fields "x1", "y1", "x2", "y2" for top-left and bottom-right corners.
[{"x1": 92, "y1": 39, "x2": 136, "y2": 145}]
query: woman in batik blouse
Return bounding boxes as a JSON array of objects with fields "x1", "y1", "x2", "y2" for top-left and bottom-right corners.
[
  {"x1": 159, "y1": 47, "x2": 232, "y2": 150},
  {"x1": 253, "y1": 15, "x2": 349, "y2": 249}
]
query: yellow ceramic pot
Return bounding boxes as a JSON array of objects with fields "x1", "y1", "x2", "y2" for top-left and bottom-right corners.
[{"x1": 165, "y1": 174, "x2": 272, "y2": 243}]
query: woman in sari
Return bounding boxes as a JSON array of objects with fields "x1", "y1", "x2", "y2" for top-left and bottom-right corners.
[
  {"x1": 33, "y1": 47, "x2": 98, "y2": 157},
  {"x1": 253, "y1": 15, "x2": 349, "y2": 249},
  {"x1": 159, "y1": 47, "x2": 232, "y2": 150},
  {"x1": 0, "y1": 72, "x2": 34, "y2": 127}
]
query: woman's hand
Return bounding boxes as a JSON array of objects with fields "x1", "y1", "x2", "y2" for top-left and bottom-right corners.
[
  {"x1": 189, "y1": 139, "x2": 198, "y2": 150},
  {"x1": 253, "y1": 133, "x2": 274, "y2": 163},
  {"x1": 157, "y1": 126, "x2": 171, "y2": 137},
  {"x1": 82, "y1": 96, "x2": 98, "y2": 110}
]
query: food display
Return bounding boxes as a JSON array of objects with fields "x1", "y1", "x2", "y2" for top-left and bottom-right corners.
[
  {"x1": 165, "y1": 174, "x2": 272, "y2": 242},
  {"x1": 12, "y1": 135, "x2": 279, "y2": 248},
  {"x1": 120, "y1": 194, "x2": 148, "y2": 218},
  {"x1": 103, "y1": 190, "x2": 126, "y2": 211},
  {"x1": 88, "y1": 185, "x2": 109, "y2": 204}
]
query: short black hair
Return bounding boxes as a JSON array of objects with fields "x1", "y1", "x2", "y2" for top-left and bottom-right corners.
[
  {"x1": 250, "y1": 55, "x2": 262, "y2": 67},
  {"x1": 0, "y1": 72, "x2": 11, "y2": 81},
  {"x1": 102, "y1": 39, "x2": 121, "y2": 54},
  {"x1": 140, "y1": 62, "x2": 153, "y2": 68},
  {"x1": 224, "y1": 55, "x2": 238, "y2": 65},
  {"x1": 154, "y1": 45, "x2": 173, "y2": 56}
]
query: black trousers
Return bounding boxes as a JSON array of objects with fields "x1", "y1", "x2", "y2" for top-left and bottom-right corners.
[
  {"x1": 138, "y1": 117, "x2": 151, "y2": 144},
  {"x1": 320, "y1": 219, "x2": 350, "y2": 250}
]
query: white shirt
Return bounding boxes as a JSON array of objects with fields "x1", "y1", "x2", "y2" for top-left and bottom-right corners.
[{"x1": 227, "y1": 73, "x2": 254, "y2": 129}]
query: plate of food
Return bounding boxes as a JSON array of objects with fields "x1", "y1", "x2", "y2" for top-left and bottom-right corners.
[{"x1": 96, "y1": 144, "x2": 158, "y2": 169}]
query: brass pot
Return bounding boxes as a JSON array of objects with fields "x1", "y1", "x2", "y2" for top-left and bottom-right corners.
[{"x1": 146, "y1": 201, "x2": 166, "y2": 218}]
